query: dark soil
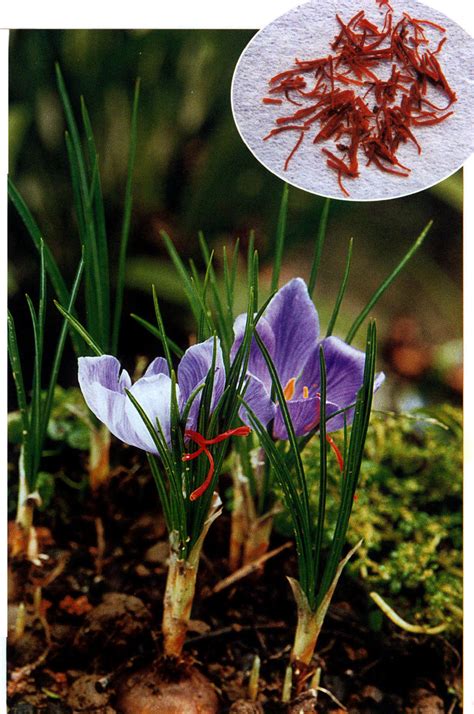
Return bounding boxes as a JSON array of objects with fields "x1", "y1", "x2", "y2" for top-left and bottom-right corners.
[{"x1": 7, "y1": 449, "x2": 462, "y2": 713}]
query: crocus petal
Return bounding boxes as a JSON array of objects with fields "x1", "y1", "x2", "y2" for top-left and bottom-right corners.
[
  {"x1": 78, "y1": 355, "x2": 135, "y2": 446},
  {"x1": 239, "y1": 375, "x2": 276, "y2": 428},
  {"x1": 178, "y1": 337, "x2": 226, "y2": 429},
  {"x1": 230, "y1": 314, "x2": 276, "y2": 391},
  {"x1": 125, "y1": 373, "x2": 176, "y2": 451},
  {"x1": 312, "y1": 337, "x2": 385, "y2": 432},
  {"x1": 273, "y1": 395, "x2": 321, "y2": 439},
  {"x1": 263, "y1": 278, "x2": 320, "y2": 386},
  {"x1": 272, "y1": 395, "x2": 340, "y2": 439},
  {"x1": 144, "y1": 356, "x2": 169, "y2": 378}
]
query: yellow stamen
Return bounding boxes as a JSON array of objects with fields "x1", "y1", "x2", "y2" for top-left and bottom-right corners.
[
  {"x1": 283, "y1": 377, "x2": 296, "y2": 401},
  {"x1": 303, "y1": 386, "x2": 309, "y2": 399}
]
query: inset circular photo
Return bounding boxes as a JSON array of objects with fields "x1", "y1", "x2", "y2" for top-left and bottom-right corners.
[{"x1": 231, "y1": 0, "x2": 474, "y2": 200}]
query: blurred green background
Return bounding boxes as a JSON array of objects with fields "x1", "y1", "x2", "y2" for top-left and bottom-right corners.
[{"x1": 9, "y1": 29, "x2": 463, "y2": 410}]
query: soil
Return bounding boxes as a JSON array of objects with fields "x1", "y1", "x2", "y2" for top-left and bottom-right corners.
[{"x1": 7, "y1": 449, "x2": 462, "y2": 713}]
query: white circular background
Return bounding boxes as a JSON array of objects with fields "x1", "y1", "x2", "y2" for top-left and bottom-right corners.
[{"x1": 231, "y1": 0, "x2": 474, "y2": 201}]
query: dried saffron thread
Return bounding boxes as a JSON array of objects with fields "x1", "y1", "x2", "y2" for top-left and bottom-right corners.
[
  {"x1": 263, "y1": 97, "x2": 283, "y2": 105},
  {"x1": 262, "y1": 1, "x2": 456, "y2": 195}
]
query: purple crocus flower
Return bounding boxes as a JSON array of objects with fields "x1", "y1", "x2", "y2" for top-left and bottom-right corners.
[
  {"x1": 78, "y1": 337, "x2": 225, "y2": 455},
  {"x1": 232, "y1": 278, "x2": 384, "y2": 439}
]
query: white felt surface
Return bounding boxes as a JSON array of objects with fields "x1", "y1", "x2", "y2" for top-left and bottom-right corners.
[{"x1": 231, "y1": 0, "x2": 474, "y2": 200}]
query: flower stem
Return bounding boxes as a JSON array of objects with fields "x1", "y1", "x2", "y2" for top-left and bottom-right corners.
[
  {"x1": 229, "y1": 456, "x2": 253, "y2": 571},
  {"x1": 14, "y1": 449, "x2": 40, "y2": 561},
  {"x1": 89, "y1": 422, "x2": 111, "y2": 490},
  {"x1": 162, "y1": 550, "x2": 199, "y2": 658},
  {"x1": 162, "y1": 494, "x2": 222, "y2": 658},
  {"x1": 287, "y1": 541, "x2": 363, "y2": 694},
  {"x1": 229, "y1": 452, "x2": 277, "y2": 571}
]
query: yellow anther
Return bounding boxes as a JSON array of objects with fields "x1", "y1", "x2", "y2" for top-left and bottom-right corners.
[
  {"x1": 283, "y1": 377, "x2": 296, "y2": 401},
  {"x1": 303, "y1": 386, "x2": 309, "y2": 399}
]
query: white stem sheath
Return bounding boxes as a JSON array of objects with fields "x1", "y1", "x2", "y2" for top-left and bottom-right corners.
[{"x1": 162, "y1": 493, "x2": 222, "y2": 658}]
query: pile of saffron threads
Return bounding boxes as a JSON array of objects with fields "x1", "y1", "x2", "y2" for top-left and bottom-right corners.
[{"x1": 262, "y1": 0, "x2": 457, "y2": 196}]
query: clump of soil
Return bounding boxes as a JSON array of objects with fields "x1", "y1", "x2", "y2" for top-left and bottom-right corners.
[
  {"x1": 74, "y1": 592, "x2": 153, "y2": 665},
  {"x1": 67, "y1": 674, "x2": 115, "y2": 713}
]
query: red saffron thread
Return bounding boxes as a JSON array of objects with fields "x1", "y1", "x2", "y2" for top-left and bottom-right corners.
[
  {"x1": 183, "y1": 426, "x2": 251, "y2": 502},
  {"x1": 262, "y1": 97, "x2": 283, "y2": 105},
  {"x1": 326, "y1": 434, "x2": 345, "y2": 472}
]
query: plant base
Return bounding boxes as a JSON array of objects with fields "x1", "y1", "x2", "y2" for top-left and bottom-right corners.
[{"x1": 89, "y1": 423, "x2": 111, "y2": 491}]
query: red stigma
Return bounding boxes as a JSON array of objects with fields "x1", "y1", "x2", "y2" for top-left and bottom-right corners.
[
  {"x1": 183, "y1": 426, "x2": 251, "y2": 501},
  {"x1": 326, "y1": 434, "x2": 345, "y2": 472}
]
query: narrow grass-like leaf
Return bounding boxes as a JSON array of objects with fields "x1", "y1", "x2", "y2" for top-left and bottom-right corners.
[
  {"x1": 326, "y1": 238, "x2": 353, "y2": 337},
  {"x1": 253, "y1": 332, "x2": 309, "y2": 523},
  {"x1": 247, "y1": 231, "x2": 255, "y2": 293},
  {"x1": 64, "y1": 131, "x2": 87, "y2": 246},
  {"x1": 8, "y1": 179, "x2": 68, "y2": 306},
  {"x1": 147, "y1": 454, "x2": 172, "y2": 531},
  {"x1": 54, "y1": 302, "x2": 103, "y2": 357},
  {"x1": 191, "y1": 282, "x2": 265, "y2": 542},
  {"x1": 130, "y1": 313, "x2": 184, "y2": 358},
  {"x1": 152, "y1": 285, "x2": 173, "y2": 374},
  {"x1": 41, "y1": 256, "x2": 84, "y2": 447},
  {"x1": 236, "y1": 435, "x2": 257, "y2": 501},
  {"x1": 188, "y1": 336, "x2": 219, "y2": 542},
  {"x1": 30, "y1": 244, "x2": 47, "y2": 483},
  {"x1": 271, "y1": 183, "x2": 289, "y2": 293},
  {"x1": 161, "y1": 230, "x2": 202, "y2": 325},
  {"x1": 346, "y1": 222, "x2": 432, "y2": 344},
  {"x1": 230, "y1": 239, "x2": 240, "y2": 304},
  {"x1": 189, "y1": 255, "x2": 215, "y2": 341},
  {"x1": 180, "y1": 384, "x2": 206, "y2": 427},
  {"x1": 168, "y1": 371, "x2": 188, "y2": 538},
  {"x1": 80, "y1": 98, "x2": 110, "y2": 342},
  {"x1": 169, "y1": 370, "x2": 184, "y2": 456},
  {"x1": 57, "y1": 65, "x2": 108, "y2": 349},
  {"x1": 198, "y1": 232, "x2": 231, "y2": 352},
  {"x1": 7, "y1": 312, "x2": 30, "y2": 476},
  {"x1": 253, "y1": 331, "x2": 314, "y2": 597},
  {"x1": 222, "y1": 240, "x2": 239, "y2": 327},
  {"x1": 38, "y1": 242, "x2": 47, "y2": 341},
  {"x1": 317, "y1": 321, "x2": 377, "y2": 603},
  {"x1": 308, "y1": 198, "x2": 330, "y2": 297},
  {"x1": 8, "y1": 179, "x2": 84, "y2": 356},
  {"x1": 196, "y1": 335, "x2": 218, "y2": 471},
  {"x1": 251, "y1": 250, "x2": 259, "y2": 312},
  {"x1": 56, "y1": 63, "x2": 87, "y2": 188},
  {"x1": 25, "y1": 293, "x2": 43, "y2": 488},
  {"x1": 80, "y1": 99, "x2": 107, "y2": 268},
  {"x1": 258, "y1": 447, "x2": 273, "y2": 514},
  {"x1": 240, "y1": 398, "x2": 309, "y2": 593},
  {"x1": 313, "y1": 347, "x2": 327, "y2": 596},
  {"x1": 112, "y1": 78, "x2": 141, "y2": 353},
  {"x1": 64, "y1": 126, "x2": 103, "y2": 351}
]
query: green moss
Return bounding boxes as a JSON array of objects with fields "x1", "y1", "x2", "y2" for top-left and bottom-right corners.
[{"x1": 275, "y1": 405, "x2": 462, "y2": 636}]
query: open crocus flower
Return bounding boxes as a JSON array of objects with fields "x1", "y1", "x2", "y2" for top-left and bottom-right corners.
[
  {"x1": 232, "y1": 277, "x2": 384, "y2": 440},
  {"x1": 78, "y1": 337, "x2": 226, "y2": 455}
]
